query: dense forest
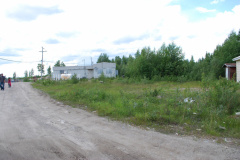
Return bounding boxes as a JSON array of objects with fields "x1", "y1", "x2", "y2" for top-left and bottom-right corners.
[{"x1": 98, "y1": 30, "x2": 240, "y2": 81}]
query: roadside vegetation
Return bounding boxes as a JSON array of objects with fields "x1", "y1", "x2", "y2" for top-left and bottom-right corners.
[
  {"x1": 32, "y1": 77, "x2": 240, "y2": 139},
  {"x1": 31, "y1": 30, "x2": 240, "y2": 141}
]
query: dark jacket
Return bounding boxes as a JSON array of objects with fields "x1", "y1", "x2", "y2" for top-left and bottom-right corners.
[{"x1": 0, "y1": 76, "x2": 5, "y2": 83}]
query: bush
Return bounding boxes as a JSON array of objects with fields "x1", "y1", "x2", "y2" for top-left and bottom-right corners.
[
  {"x1": 23, "y1": 78, "x2": 29, "y2": 82},
  {"x1": 80, "y1": 77, "x2": 88, "y2": 82},
  {"x1": 177, "y1": 75, "x2": 188, "y2": 83},
  {"x1": 98, "y1": 72, "x2": 106, "y2": 82},
  {"x1": 71, "y1": 74, "x2": 79, "y2": 84},
  {"x1": 201, "y1": 77, "x2": 240, "y2": 115},
  {"x1": 41, "y1": 79, "x2": 56, "y2": 86}
]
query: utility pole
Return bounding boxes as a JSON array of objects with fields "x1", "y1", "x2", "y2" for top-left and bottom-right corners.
[
  {"x1": 39, "y1": 47, "x2": 47, "y2": 79},
  {"x1": 83, "y1": 59, "x2": 86, "y2": 77}
]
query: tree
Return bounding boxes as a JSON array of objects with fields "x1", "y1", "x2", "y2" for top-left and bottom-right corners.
[
  {"x1": 13, "y1": 72, "x2": 16, "y2": 80},
  {"x1": 54, "y1": 60, "x2": 65, "y2": 67},
  {"x1": 194, "y1": 30, "x2": 240, "y2": 80},
  {"x1": 210, "y1": 30, "x2": 240, "y2": 78},
  {"x1": 37, "y1": 64, "x2": 45, "y2": 75},
  {"x1": 30, "y1": 68, "x2": 34, "y2": 77},
  {"x1": 24, "y1": 70, "x2": 28, "y2": 78},
  {"x1": 54, "y1": 60, "x2": 61, "y2": 67},
  {"x1": 160, "y1": 42, "x2": 184, "y2": 77},
  {"x1": 115, "y1": 56, "x2": 122, "y2": 76},
  {"x1": 60, "y1": 61, "x2": 66, "y2": 67},
  {"x1": 24, "y1": 70, "x2": 28, "y2": 82},
  {"x1": 28, "y1": 69, "x2": 34, "y2": 78},
  {"x1": 125, "y1": 43, "x2": 184, "y2": 79},
  {"x1": 97, "y1": 53, "x2": 111, "y2": 63},
  {"x1": 47, "y1": 66, "x2": 52, "y2": 75}
]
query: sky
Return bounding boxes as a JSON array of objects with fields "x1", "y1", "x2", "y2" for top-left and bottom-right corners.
[{"x1": 0, "y1": 0, "x2": 240, "y2": 77}]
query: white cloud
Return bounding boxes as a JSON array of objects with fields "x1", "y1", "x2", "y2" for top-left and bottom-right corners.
[
  {"x1": 178, "y1": 5, "x2": 240, "y2": 60},
  {"x1": 0, "y1": 0, "x2": 240, "y2": 76},
  {"x1": 196, "y1": 7, "x2": 216, "y2": 13},
  {"x1": 210, "y1": 0, "x2": 225, "y2": 5},
  {"x1": 7, "y1": 5, "x2": 63, "y2": 21}
]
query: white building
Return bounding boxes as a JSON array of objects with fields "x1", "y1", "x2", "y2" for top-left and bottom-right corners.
[
  {"x1": 52, "y1": 62, "x2": 116, "y2": 80},
  {"x1": 233, "y1": 56, "x2": 240, "y2": 82}
]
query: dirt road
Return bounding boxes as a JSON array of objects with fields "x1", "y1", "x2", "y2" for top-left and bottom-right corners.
[{"x1": 0, "y1": 82, "x2": 239, "y2": 160}]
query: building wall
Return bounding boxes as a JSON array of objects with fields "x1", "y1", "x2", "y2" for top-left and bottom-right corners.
[
  {"x1": 225, "y1": 68, "x2": 229, "y2": 80},
  {"x1": 87, "y1": 70, "x2": 93, "y2": 79},
  {"x1": 93, "y1": 62, "x2": 116, "y2": 78},
  {"x1": 52, "y1": 66, "x2": 88, "y2": 80},
  {"x1": 237, "y1": 61, "x2": 240, "y2": 82},
  {"x1": 52, "y1": 62, "x2": 116, "y2": 80}
]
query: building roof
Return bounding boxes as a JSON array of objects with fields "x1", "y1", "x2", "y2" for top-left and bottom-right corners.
[
  {"x1": 53, "y1": 62, "x2": 116, "y2": 71},
  {"x1": 53, "y1": 66, "x2": 93, "y2": 70},
  {"x1": 222, "y1": 63, "x2": 236, "y2": 68},
  {"x1": 233, "y1": 56, "x2": 240, "y2": 61}
]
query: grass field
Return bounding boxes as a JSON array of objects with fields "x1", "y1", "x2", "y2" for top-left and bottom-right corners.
[{"x1": 32, "y1": 78, "x2": 240, "y2": 140}]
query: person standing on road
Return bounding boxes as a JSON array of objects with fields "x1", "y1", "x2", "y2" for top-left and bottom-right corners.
[
  {"x1": 0, "y1": 74, "x2": 2, "y2": 90},
  {"x1": 0, "y1": 74, "x2": 6, "y2": 90},
  {"x1": 8, "y1": 77, "x2": 11, "y2": 88}
]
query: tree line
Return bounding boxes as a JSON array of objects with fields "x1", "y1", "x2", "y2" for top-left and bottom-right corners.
[
  {"x1": 16, "y1": 30, "x2": 240, "y2": 81},
  {"x1": 98, "y1": 30, "x2": 240, "y2": 81}
]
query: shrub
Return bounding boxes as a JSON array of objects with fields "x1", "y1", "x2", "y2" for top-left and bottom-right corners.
[
  {"x1": 23, "y1": 77, "x2": 29, "y2": 82},
  {"x1": 41, "y1": 79, "x2": 56, "y2": 86},
  {"x1": 201, "y1": 77, "x2": 240, "y2": 115},
  {"x1": 98, "y1": 72, "x2": 106, "y2": 82},
  {"x1": 71, "y1": 73, "x2": 79, "y2": 84},
  {"x1": 80, "y1": 77, "x2": 88, "y2": 82}
]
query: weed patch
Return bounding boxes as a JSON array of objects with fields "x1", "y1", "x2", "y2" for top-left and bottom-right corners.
[{"x1": 32, "y1": 78, "x2": 240, "y2": 139}]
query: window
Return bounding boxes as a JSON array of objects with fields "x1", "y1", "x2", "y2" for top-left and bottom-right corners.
[
  {"x1": 98, "y1": 69, "x2": 103, "y2": 74},
  {"x1": 106, "y1": 68, "x2": 112, "y2": 74}
]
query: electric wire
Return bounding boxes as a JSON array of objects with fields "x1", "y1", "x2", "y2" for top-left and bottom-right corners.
[
  {"x1": 0, "y1": 57, "x2": 22, "y2": 62},
  {"x1": 0, "y1": 57, "x2": 78, "y2": 65},
  {"x1": 0, "y1": 57, "x2": 55, "y2": 63}
]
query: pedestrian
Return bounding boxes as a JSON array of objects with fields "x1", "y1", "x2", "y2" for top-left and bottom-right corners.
[
  {"x1": 8, "y1": 77, "x2": 11, "y2": 88},
  {"x1": 0, "y1": 74, "x2": 6, "y2": 90},
  {"x1": 0, "y1": 74, "x2": 2, "y2": 90}
]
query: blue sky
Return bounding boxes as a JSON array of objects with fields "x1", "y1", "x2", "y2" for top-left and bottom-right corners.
[
  {"x1": 174, "y1": 0, "x2": 240, "y2": 21},
  {"x1": 0, "y1": 0, "x2": 240, "y2": 77}
]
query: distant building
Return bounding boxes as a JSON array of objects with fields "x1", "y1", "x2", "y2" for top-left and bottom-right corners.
[
  {"x1": 52, "y1": 62, "x2": 116, "y2": 80},
  {"x1": 222, "y1": 63, "x2": 236, "y2": 80},
  {"x1": 233, "y1": 56, "x2": 240, "y2": 82}
]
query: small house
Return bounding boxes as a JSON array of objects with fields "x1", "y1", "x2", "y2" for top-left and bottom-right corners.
[
  {"x1": 222, "y1": 63, "x2": 236, "y2": 80},
  {"x1": 233, "y1": 56, "x2": 240, "y2": 82}
]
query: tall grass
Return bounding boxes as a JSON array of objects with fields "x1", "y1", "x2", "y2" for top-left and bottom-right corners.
[{"x1": 32, "y1": 78, "x2": 240, "y2": 138}]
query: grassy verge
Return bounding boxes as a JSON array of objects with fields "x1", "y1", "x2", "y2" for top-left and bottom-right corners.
[{"x1": 32, "y1": 78, "x2": 240, "y2": 141}]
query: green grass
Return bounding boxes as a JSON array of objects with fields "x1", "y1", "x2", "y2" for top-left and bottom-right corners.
[{"x1": 32, "y1": 78, "x2": 240, "y2": 139}]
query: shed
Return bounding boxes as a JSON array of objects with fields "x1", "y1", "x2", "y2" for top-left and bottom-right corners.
[
  {"x1": 233, "y1": 56, "x2": 240, "y2": 82},
  {"x1": 222, "y1": 63, "x2": 236, "y2": 80}
]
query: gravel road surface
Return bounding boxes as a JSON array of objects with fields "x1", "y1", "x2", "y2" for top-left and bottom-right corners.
[{"x1": 0, "y1": 82, "x2": 239, "y2": 160}]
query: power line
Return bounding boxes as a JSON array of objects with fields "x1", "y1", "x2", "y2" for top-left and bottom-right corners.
[
  {"x1": 0, "y1": 57, "x2": 53, "y2": 63},
  {"x1": 0, "y1": 57, "x2": 22, "y2": 62},
  {"x1": 0, "y1": 57, "x2": 80, "y2": 65},
  {"x1": 0, "y1": 56, "x2": 80, "y2": 66}
]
